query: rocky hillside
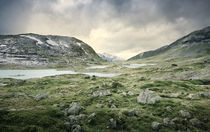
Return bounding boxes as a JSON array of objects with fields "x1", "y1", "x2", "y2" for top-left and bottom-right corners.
[
  {"x1": 98, "y1": 52, "x2": 124, "y2": 62},
  {"x1": 128, "y1": 26, "x2": 210, "y2": 60},
  {"x1": 0, "y1": 33, "x2": 102, "y2": 67}
]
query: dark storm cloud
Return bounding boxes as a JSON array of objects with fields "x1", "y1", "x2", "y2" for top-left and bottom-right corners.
[
  {"x1": 0, "y1": 0, "x2": 34, "y2": 34},
  {"x1": 0, "y1": 0, "x2": 210, "y2": 58}
]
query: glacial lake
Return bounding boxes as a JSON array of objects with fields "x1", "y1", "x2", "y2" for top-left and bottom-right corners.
[
  {"x1": 0, "y1": 69, "x2": 119, "y2": 79},
  {"x1": 86, "y1": 65, "x2": 108, "y2": 69},
  {"x1": 122, "y1": 64, "x2": 156, "y2": 68}
]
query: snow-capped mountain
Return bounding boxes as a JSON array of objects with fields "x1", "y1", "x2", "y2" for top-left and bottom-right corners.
[
  {"x1": 0, "y1": 33, "x2": 102, "y2": 67},
  {"x1": 98, "y1": 52, "x2": 124, "y2": 62}
]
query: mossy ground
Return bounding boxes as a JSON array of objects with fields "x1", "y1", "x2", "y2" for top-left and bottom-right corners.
[{"x1": 0, "y1": 56, "x2": 210, "y2": 132}]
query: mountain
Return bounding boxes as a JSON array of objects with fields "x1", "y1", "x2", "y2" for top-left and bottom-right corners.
[
  {"x1": 128, "y1": 26, "x2": 210, "y2": 60},
  {"x1": 98, "y1": 52, "x2": 124, "y2": 62},
  {"x1": 0, "y1": 33, "x2": 102, "y2": 67}
]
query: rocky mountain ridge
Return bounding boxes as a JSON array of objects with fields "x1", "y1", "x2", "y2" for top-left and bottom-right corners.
[
  {"x1": 0, "y1": 33, "x2": 102, "y2": 67},
  {"x1": 128, "y1": 26, "x2": 210, "y2": 60}
]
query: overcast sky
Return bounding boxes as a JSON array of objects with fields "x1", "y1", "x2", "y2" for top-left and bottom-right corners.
[{"x1": 0, "y1": 0, "x2": 210, "y2": 59}]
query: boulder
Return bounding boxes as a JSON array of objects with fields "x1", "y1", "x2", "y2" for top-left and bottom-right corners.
[
  {"x1": 166, "y1": 106, "x2": 172, "y2": 112},
  {"x1": 127, "y1": 108, "x2": 141, "y2": 116},
  {"x1": 169, "y1": 92, "x2": 181, "y2": 98},
  {"x1": 151, "y1": 121, "x2": 161, "y2": 130},
  {"x1": 190, "y1": 118, "x2": 201, "y2": 126},
  {"x1": 163, "y1": 118, "x2": 170, "y2": 126},
  {"x1": 108, "y1": 118, "x2": 117, "y2": 129},
  {"x1": 67, "y1": 102, "x2": 83, "y2": 115},
  {"x1": 34, "y1": 93, "x2": 48, "y2": 101},
  {"x1": 179, "y1": 110, "x2": 191, "y2": 118},
  {"x1": 137, "y1": 89, "x2": 161, "y2": 104},
  {"x1": 88, "y1": 113, "x2": 96, "y2": 123},
  {"x1": 92, "y1": 90, "x2": 111, "y2": 97},
  {"x1": 127, "y1": 91, "x2": 134, "y2": 96},
  {"x1": 200, "y1": 92, "x2": 210, "y2": 98},
  {"x1": 71, "y1": 125, "x2": 82, "y2": 132},
  {"x1": 96, "y1": 104, "x2": 103, "y2": 108},
  {"x1": 187, "y1": 94, "x2": 200, "y2": 100},
  {"x1": 67, "y1": 115, "x2": 79, "y2": 126}
]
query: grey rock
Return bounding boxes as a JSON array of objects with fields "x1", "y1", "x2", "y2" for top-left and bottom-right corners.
[
  {"x1": 122, "y1": 92, "x2": 127, "y2": 96},
  {"x1": 78, "y1": 114, "x2": 86, "y2": 120},
  {"x1": 151, "y1": 121, "x2": 161, "y2": 130},
  {"x1": 137, "y1": 89, "x2": 162, "y2": 104},
  {"x1": 166, "y1": 106, "x2": 172, "y2": 112},
  {"x1": 64, "y1": 122, "x2": 71, "y2": 131},
  {"x1": 110, "y1": 104, "x2": 117, "y2": 108},
  {"x1": 127, "y1": 108, "x2": 141, "y2": 116},
  {"x1": 171, "y1": 117, "x2": 179, "y2": 123},
  {"x1": 127, "y1": 91, "x2": 134, "y2": 96},
  {"x1": 67, "y1": 115, "x2": 79, "y2": 126},
  {"x1": 163, "y1": 118, "x2": 170, "y2": 126},
  {"x1": 190, "y1": 118, "x2": 201, "y2": 126},
  {"x1": 72, "y1": 125, "x2": 82, "y2": 132},
  {"x1": 34, "y1": 93, "x2": 48, "y2": 101},
  {"x1": 14, "y1": 92, "x2": 26, "y2": 98},
  {"x1": 88, "y1": 113, "x2": 96, "y2": 123},
  {"x1": 109, "y1": 118, "x2": 117, "y2": 129},
  {"x1": 187, "y1": 94, "x2": 200, "y2": 100},
  {"x1": 179, "y1": 110, "x2": 191, "y2": 118},
  {"x1": 92, "y1": 90, "x2": 111, "y2": 97},
  {"x1": 169, "y1": 92, "x2": 181, "y2": 98},
  {"x1": 200, "y1": 92, "x2": 210, "y2": 98},
  {"x1": 67, "y1": 102, "x2": 83, "y2": 115},
  {"x1": 96, "y1": 104, "x2": 103, "y2": 108}
]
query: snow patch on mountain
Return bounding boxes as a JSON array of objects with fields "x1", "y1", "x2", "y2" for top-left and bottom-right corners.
[
  {"x1": 46, "y1": 39, "x2": 59, "y2": 46},
  {"x1": 98, "y1": 53, "x2": 124, "y2": 62},
  {"x1": 20, "y1": 35, "x2": 43, "y2": 45}
]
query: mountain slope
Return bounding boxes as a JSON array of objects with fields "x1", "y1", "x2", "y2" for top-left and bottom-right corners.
[
  {"x1": 128, "y1": 26, "x2": 210, "y2": 60},
  {"x1": 98, "y1": 52, "x2": 124, "y2": 62},
  {"x1": 0, "y1": 33, "x2": 102, "y2": 67}
]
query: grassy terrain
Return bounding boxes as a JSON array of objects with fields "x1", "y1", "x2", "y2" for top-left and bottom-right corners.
[{"x1": 0, "y1": 55, "x2": 210, "y2": 132}]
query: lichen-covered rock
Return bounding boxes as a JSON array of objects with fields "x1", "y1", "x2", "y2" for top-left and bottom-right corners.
[
  {"x1": 169, "y1": 92, "x2": 181, "y2": 98},
  {"x1": 200, "y1": 92, "x2": 210, "y2": 98},
  {"x1": 95, "y1": 104, "x2": 103, "y2": 108},
  {"x1": 92, "y1": 90, "x2": 111, "y2": 97},
  {"x1": 137, "y1": 89, "x2": 161, "y2": 104},
  {"x1": 88, "y1": 113, "x2": 96, "y2": 123},
  {"x1": 187, "y1": 94, "x2": 200, "y2": 100},
  {"x1": 108, "y1": 118, "x2": 117, "y2": 129},
  {"x1": 190, "y1": 118, "x2": 201, "y2": 126},
  {"x1": 163, "y1": 118, "x2": 170, "y2": 126},
  {"x1": 179, "y1": 110, "x2": 191, "y2": 118},
  {"x1": 67, "y1": 102, "x2": 83, "y2": 115},
  {"x1": 127, "y1": 91, "x2": 134, "y2": 96},
  {"x1": 71, "y1": 125, "x2": 82, "y2": 132},
  {"x1": 151, "y1": 121, "x2": 161, "y2": 130},
  {"x1": 127, "y1": 108, "x2": 141, "y2": 116},
  {"x1": 34, "y1": 93, "x2": 48, "y2": 101}
]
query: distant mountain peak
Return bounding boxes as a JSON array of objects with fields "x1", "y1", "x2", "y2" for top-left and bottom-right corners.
[{"x1": 98, "y1": 52, "x2": 124, "y2": 62}]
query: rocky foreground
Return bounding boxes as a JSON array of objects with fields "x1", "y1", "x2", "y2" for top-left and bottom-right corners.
[{"x1": 0, "y1": 55, "x2": 209, "y2": 132}]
